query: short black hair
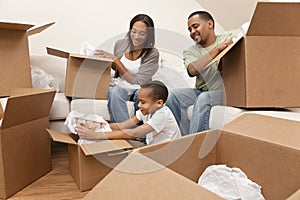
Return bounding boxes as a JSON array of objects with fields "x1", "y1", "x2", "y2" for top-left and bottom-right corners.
[
  {"x1": 188, "y1": 11, "x2": 215, "y2": 28},
  {"x1": 141, "y1": 81, "x2": 168, "y2": 103}
]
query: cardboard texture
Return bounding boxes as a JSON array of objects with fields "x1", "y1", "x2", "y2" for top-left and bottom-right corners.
[
  {"x1": 0, "y1": 104, "x2": 3, "y2": 120},
  {"x1": 47, "y1": 129, "x2": 133, "y2": 191},
  {"x1": 84, "y1": 114, "x2": 300, "y2": 200},
  {"x1": 47, "y1": 47, "x2": 112, "y2": 99},
  {"x1": 217, "y1": 2, "x2": 300, "y2": 107},
  {"x1": 0, "y1": 21, "x2": 54, "y2": 97},
  {"x1": 0, "y1": 88, "x2": 55, "y2": 199}
]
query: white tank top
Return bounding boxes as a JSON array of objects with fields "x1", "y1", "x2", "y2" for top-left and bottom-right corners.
[{"x1": 114, "y1": 54, "x2": 141, "y2": 95}]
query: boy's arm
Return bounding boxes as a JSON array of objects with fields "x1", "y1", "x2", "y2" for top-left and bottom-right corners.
[
  {"x1": 109, "y1": 116, "x2": 140, "y2": 130},
  {"x1": 76, "y1": 123, "x2": 154, "y2": 140}
]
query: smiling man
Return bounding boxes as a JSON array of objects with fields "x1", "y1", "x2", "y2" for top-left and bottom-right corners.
[{"x1": 166, "y1": 11, "x2": 235, "y2": 135}]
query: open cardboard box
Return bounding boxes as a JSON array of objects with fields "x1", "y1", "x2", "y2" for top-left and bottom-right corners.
[
  {"x1": 83, "y1": 113, "x2": 300, "y2": 200},
  {"x1": 0, "y1": 21, "x2": 54, "y2": 97},
  {"x1": 47, "y1": 129, "x2": 134, "y2": 191},
  {"x1": 210, "y1": 2, "x2": 300, "y2": 108},
  {"x1": 0, "y1": 88, "x2": 55, "y2": 199},
  {"x1": 46, "y1": 47, "x2": 112, "y2": 99}
]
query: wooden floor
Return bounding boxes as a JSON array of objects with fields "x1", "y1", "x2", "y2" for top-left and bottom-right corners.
[{"x1": 9, "y1": 142, "x2": 89, "y2": 200}]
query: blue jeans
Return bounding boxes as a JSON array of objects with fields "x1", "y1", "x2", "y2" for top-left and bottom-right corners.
[
  {"x1": 166, "y1": 88, "x2": 223, "y2": 136},
  {"x1": 107, "y1": 86, "x2": 139, "y2": 122}
]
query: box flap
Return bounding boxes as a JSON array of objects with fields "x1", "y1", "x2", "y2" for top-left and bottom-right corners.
[
  {"x1": 69, "y1": 53, "x2": 114, "y2": 62},
  {"x1": 80, "y1": 140, "x2": 133, "y2": 155},
  {"x1": 287, "y1": 189, "x2": 300, "y2": 200},
  {"x1": 47, "y1": 47, "x2": 70, "y2": 58},
  {"x1": 27, "y1": 22, "x2": 55, "y2": 36},
  {"x1": 10, "y1": 88, "x2": 53, "y2": 97},
  {"x1": 0, "y1": 103, "x2": 3, "y2": 120},
  {"x1": 1, "y1": 89, "x2": 55, "y2": 129},
  {"x1": 247, "y1": 2, "x2": 300, "y2": 36},
  {"x1": 198, "y1": 0, "x2": 260, "y2": 30},
  {"x1": 206, "y1": 36, "x2": 243, "y2": 69},
  {"x1": 223, "y1": 113, "x2": 300, "y2": 150},
  {"x1": 46, "y1": 129, "x2": 77, "y2": 145},
  {"x1": 0, "y1": 21, "x2": 33, "y2": 31},
  {"x1": 83, "y1": 153, "x2": 223, "y2": 200}
]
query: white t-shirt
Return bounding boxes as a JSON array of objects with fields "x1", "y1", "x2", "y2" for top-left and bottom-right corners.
[
  {"x1": 135, "y1": 106, "x2": 181, "y2": 145},
  {"x1": 112, "y1": 54, "x2": 141, "y2": 95}
]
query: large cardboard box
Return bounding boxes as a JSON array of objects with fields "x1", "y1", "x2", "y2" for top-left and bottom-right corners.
[
  {"x1": 0, "y1": 88, "x2": 55, "y2": 199},
  {"x1": 217, "y1": 2, "x2": 300, "y2": 108},
  {"x1": 47, "y1": 129, "x2": 134, "y2": 191},
  {"x1": 47, "y1": 47, "x2": 112, "y2": 99},
  {"x1": 84, "y1": 114, "x2": 300, "y2": 200},
  {"x1": 0, "y1": 21, "x2": 54, "y2": 97}
]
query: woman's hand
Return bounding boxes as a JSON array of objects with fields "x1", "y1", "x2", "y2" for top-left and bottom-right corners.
[
  {"x1": 94, "y1": 50, "x2": 118, "y2": 61},
  {"x1": 75, "y1": 125, "x2": 105, "y2": 140}
]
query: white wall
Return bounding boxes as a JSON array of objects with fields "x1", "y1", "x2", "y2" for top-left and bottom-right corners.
[{"x1": 0, "y1": 0, "x2": 227, "y2": 55}]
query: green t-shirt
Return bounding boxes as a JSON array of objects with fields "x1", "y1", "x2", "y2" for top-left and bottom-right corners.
[{"x1": 183, "y1": 33, "x2": 234, "y2": 91}]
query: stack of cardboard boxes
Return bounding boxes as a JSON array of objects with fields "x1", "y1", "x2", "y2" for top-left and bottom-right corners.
[{"x1": 0, "y1": 21, "x2": 56, "y2": 198}]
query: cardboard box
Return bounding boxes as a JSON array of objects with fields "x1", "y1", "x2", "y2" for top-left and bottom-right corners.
[
  {"x1": 47, "y1": 129, "x2": 134, "y2": 191},
  {"x1": 84, "y1": 113, "x2": 300, "y2": 200},
  {"x1": 0, "y1": 88, "x2": 55, "y2": 199},
  {"x1": 216, "y1": 2, "x2": 300, "y2": 108},
  {"x1": 47, "y1": 47, "x2": 112, "y2": 99},
  {"x1": 0, "y1": 21, "x2": 54, "y2": 97}
]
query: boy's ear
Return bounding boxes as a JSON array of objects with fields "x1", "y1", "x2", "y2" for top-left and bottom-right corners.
[{"x1": 156, "y1": 99, "x2": 164, "y2": 106}]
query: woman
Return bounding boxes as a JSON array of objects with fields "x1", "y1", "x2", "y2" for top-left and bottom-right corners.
[{"x1": 94, "y1": 14, "x2": 159, "y2": 123}]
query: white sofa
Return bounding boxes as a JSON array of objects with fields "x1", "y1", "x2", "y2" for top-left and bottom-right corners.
[
  {"x1": 29, "y1": 48, "x2": 196, "y2": 133},
  {"x1": 28, "y1": 49, "x2": 300, "y2": 134}
]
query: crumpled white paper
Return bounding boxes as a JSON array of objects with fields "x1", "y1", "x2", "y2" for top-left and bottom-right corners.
[
  {"x1": 79, "y1": 42, "x2": 95, "y2": 56},
  {"x1": 31, "y1": 65, "x2": 60, "y2": 92},
  {"x1": 65, "y1": 111, "x2": 112, "y2": 144},
  {"x1": 198, "y1": 165, "x2": 265, "y2": 200}
]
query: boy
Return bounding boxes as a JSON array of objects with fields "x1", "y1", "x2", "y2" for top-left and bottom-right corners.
[{"x1": 75, "y1": 81, "x2": 181, "y2": 146}]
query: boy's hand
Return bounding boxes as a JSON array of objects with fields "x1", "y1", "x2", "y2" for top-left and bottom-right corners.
[{"x1": 75, "y1": 125, "x2": 104, "y2": 140}]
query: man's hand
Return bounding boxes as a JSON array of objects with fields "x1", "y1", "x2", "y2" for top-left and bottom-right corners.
[{"x1": 215, "y1": 39, "x2": 233, "y2": 53}]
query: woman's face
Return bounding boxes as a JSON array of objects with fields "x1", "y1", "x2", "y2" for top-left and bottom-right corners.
[{"x1": 130, "y1": 21, "x2": 148, "y2": 49}]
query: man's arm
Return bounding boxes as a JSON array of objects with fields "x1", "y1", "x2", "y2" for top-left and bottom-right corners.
[{"x1": 187, "y1": 39, "x2": 233, "y2": 76}]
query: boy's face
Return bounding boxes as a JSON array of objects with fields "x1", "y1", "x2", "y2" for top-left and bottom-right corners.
[{"x1": 138, "y1": 88, "x2": 162, "y2": 115}]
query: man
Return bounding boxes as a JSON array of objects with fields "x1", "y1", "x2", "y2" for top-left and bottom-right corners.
[{"x1": 166, "y1": 11, "x2": 234, "y2": 135}]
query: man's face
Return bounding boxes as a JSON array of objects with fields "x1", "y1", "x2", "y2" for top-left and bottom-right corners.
[{"x1": 187, "y1": 15, "x2": 212, "y2": 45}]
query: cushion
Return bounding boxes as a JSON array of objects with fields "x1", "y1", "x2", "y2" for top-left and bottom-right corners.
[
  {"x1": 70, "y1": 99, "x2": 135, "y2": 121},
  {"x1": 50, "y1": 93, "x2": 70, "y2": 120}
]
